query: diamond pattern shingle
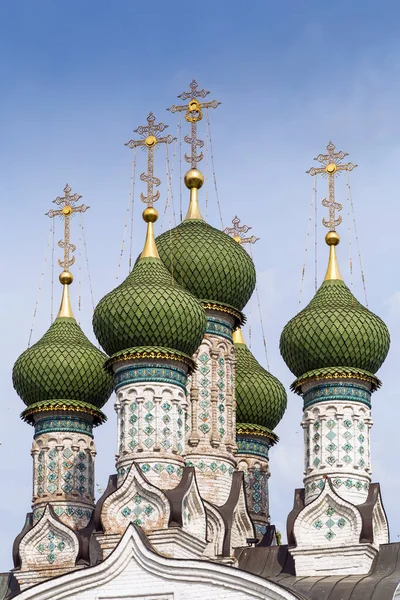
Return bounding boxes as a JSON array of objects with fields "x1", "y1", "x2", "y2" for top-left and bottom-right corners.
[
  {"x1": 155, "y1": 219, "x2": 256, "y2": 311},
  {"x1": 93, "y1": 257, "x2": 206, "y2": 358},
  {"x1": 13, "y1": 317, "x2": 113, "y2": 409},
  {"x1": 280, "y1": 279, "x2": 390, "y2": 378},
  {"x1": 235, "y1": 343, "x2": 287, "y2": 430}
]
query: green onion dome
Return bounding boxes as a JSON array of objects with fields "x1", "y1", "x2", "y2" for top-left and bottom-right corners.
[
  {"x1": 93, "y1": 208, "x2": 206, "y2": 361},
  {"x1": 280, "y1": 233, "x2": 390, "y2": 379},
  {"x1": 234, "y1": 329, "x2": 287, "y2": 430},
  {"x1": 155, "y1": 170, "x2": 256, "y2": 313},
  {"x1": 13, "y1": 280, "x2": 113, "y2": 413}
]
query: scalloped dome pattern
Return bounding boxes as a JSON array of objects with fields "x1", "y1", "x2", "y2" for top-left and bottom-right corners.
[
  {"x1": 235, "y1": 343, "x2": 287, "y2": 430},
  {"x1": 280, "y1": 279, "x2": 390, "y2": 378},
  {"x1": 93, "y1": 257, "x2": 206, "y2": 359},
  {"x1": 155, "y1": 219, "x2": 256, "y2": 311},
  {"x1": 13, "y1": 317, "x2": 113, "y2": 408}
]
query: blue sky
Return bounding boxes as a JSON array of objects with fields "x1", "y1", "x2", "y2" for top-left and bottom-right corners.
[{"x1": 1, "y1": 0, "x2": 400, "y2": 570}]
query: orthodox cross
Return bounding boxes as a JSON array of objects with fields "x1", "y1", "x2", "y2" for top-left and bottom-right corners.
[
  {"x1": 125, "y1": 112, "x2": 175, "y2": 207},
  {"x1": 307, "y1": 141, "x2": 357, "y2": 231},
  {"x1": 167, "y1": 80, "x2": 220, "y2": 168},
  {"x1": 224, "y1": 216, "x2": 259, "y2": 245},
  {"x1": 46, "y1": 184, "x2": 89, "y2": 270}
]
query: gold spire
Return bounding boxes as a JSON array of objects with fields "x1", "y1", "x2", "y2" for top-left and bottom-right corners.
[
  {"x1": 57, "y1": 271, "x2": 74, "y2": 318},
  {"x1": 324, "y1": 231, "x2": 342, "y2": 281},
  {"x1": 141, "y1": 207, "x2": 160, "y2": 258},
  {"x1": 46, "y1": 184, "x2": 88, "y2": 320},
  {"x1": 233, "y1": 327, "x2": 246, "y2": 345},
  {"x1": 184, "y1": 169, "x2": 204, "y2": 220}
]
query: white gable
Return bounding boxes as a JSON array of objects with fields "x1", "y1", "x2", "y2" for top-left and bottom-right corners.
[{"x1": 14, "y1": 525, "x2": 299, "y2": 600}]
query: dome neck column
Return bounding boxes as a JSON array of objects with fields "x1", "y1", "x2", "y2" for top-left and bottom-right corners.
[
  {"x1": 112, "y1": 358, "x2": 189, "y2": 490},
  {"x1": 236, "y1": 435, "x2": 272, "y2": 538},
  {"x1": 186, "y1": 309, "x2": 237, "y2": 505},
  {"x1": 300, "y1": 377, "x2": 373, "y2": 505},
  {"x1": 31, "y1": 412, "x2": 96, "y2": 530}
]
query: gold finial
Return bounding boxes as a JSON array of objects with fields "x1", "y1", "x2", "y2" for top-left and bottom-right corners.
[
  {"x1": 224, "y1": 216, "x2": 260, "y2": 245},
  {"x1": 184, "y1": 168, "x2": 204, "y2": 220},
  {"x1": 307, "y1": 141, "x2": 357, "y2": 232},
  {"x1": 233, "y1": 328, "x2": 246, "y2": 345},
  {"x1": 167, "y1": 80, "x2": 220, "y2": 169},
  {"x1": 125, "y1": 112, "x2": 175, "y2": 208},
  {"x1": 324, "y1": 231, "x2": 342, "y2": 281},
  {"x1": 46, "y1": 184, "x2": 88, "y2": 319},
  {"x1": 141, "y1": 207, "x2": 160, "y2": 258},
  {"x1": 57, "y1": 271, "x2": 74, "y2": 317}
]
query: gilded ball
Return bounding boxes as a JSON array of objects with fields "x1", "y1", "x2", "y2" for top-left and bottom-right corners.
[
  {"x1": 143, "y1": 207, "x2": 158, "y2": 223},
  {"x1": 59, "y1": 271, "x2": 73, "y2": 285},
  {"x1": 325, "y1": 231, "x2": 340, "y2": 246},
  {"x1": 184, "y1": 169, "x2": 204, "y2": 190}
]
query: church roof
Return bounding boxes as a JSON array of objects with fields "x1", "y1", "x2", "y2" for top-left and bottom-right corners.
[
  {"x1": 236, "y1": 542, "x2": 400, "y2": 600},
  {"x1": 155, "y1": 170, "x2": 256, "y2": 313},
  {"x1": 13, "y1": 283, "x2": 113, "y2": 417},
  {"x1": 234, "y1": 330, "x2": 287, "y2": 431},
  {"x1": 93, "y1": 209, "x2": 206, "y2": 362},
  {"x1": 280, "y1": 233, "x2": 390, "y2": 379}
]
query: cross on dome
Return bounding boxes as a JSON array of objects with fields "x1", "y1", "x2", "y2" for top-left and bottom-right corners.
[
  {"x1": 306, "y1": 141, "x2": 357, "y2": 232},
  {"x1": 224, "y1": 216, "x2": 260, "y2": 245},
  {"x1": 125, "y1": 112, "x2": 175, "y2": 208},
  {"x1": 167, "y1": 79, "x2": 220, "y2": 168}
]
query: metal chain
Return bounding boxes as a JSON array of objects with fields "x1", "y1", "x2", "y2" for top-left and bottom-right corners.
[
  {"x1": 314, "y1": 176, "x2": 318, "y2": 292},
  {"x1": 206, "y1": 109, "x2": 224, "y2": 228},
  {"x1": 299, "y1": 176, "x2": 316, "y2": 308},
  {"x1": 205, "y1": 111, "x2": 210, "y2": 221},
  {"x1": 346, "y1": 172, "x2": 354, "y2": 290},
  {"x1": 51, "y1": 218, "x2": 55, "y2": 323},
  {"x1": 28, "y1": 222, "x2": 53, "y2": 347},
  {"x1": 128, "y1": 147, "x2": 137, "y2": 272},
  {"x1": 179, "y1": 113, "x2": 183, "y2": 223},
  {"x1": 160, "y1": 132, "x2": 178, "y2": 232},
  {"x1": 80, "y1": 213, "x2": 95, "y2": 311},
  {"x1": 116, "y1": 152, "x2": 135, "y2": 281},
  {"x1": 249, "y1": 245, "x2": 270, "y2": 371},
  {"x1": 346, "y1": 171, "x2": 368, "y2": 306},
  {"x1": 77, "y1": 220, "x2": 82, "y2": 322}
]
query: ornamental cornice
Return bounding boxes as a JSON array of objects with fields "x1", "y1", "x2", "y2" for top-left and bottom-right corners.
[
  {"x1": 292, "y1": 367, "x2": 381, "y2": 395},
  {"x1": 21, "y1": 401, "x2": 106, "y2": 426}
]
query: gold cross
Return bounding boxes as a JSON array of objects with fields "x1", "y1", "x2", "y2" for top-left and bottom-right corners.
[
  {"x1": 307, "y1": 141, "x2": 357, "y2": 231},
  {"x1": 125, "y1": 112, "x2": 175, "y2": 207},
  {"x1": 46, "y1": 184, "x2": 89, "y2": 271},
  {"x1": 167, "y1": 80, "x2": 220, "y2": 168},
  {"x1": 224, "y1": 216, "x2": 259, "y2": 245}
]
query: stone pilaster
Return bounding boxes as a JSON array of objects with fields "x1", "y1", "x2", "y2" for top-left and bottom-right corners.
[
  {"x1": 301, "y1": 378, "x2": 372, "y2": 505},
  {"x1": 236, "y1": 435, "x2": 272, "y2": 538},
  {"x1": 185, "y1": 310, "x2": 237, "y2": 506},
  {"x1": 113, "y1": 359, "x2": 189, "y2": 490},
  {"x1": 31, "y1": 413, "x2": 96, "y2": 530}
]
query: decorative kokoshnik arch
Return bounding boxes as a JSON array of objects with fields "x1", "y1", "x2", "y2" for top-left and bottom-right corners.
[{"x1": 12, "y1": 524, "x2": 305, "y2": 600}]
